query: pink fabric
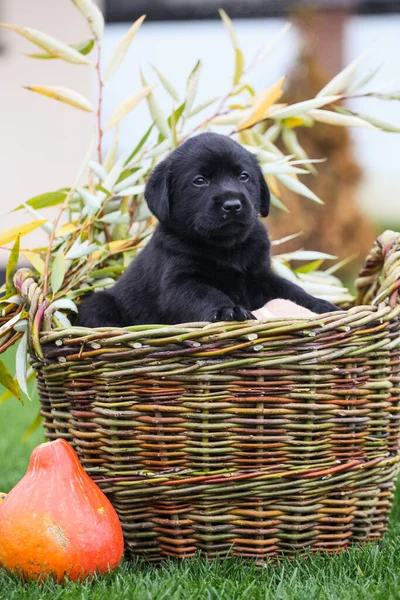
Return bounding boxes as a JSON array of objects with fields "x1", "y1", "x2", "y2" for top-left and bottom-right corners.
[{"x1": 253, "y1": 299, "x2": 317, "y2": 320}]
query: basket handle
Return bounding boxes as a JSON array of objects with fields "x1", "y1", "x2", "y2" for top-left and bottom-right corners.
[
  {"x1": 355, "y1": 230, "x2": 400, "y2": 307},
  {"x1": 13, "y1": 268, "x2": 48, "y2": 357}
]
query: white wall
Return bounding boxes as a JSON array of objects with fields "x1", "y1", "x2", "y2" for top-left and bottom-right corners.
[
  {"x1": 347, "y1": 15, "x2": 400, "y2": 219},
  {"x1": 0, "y1": 0, "x2": 99, "y2": 265}
]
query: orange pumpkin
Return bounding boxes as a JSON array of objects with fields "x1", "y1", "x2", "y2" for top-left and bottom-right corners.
[{"x1": 0, "y1": 439, "x2": 124, "y2": 582}]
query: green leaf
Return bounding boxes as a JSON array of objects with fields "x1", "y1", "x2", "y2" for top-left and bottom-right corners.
[
  {"x1": 270, "y1": 194, "x2": 289, "y2": 212},
  {"x1": 53, "y1": 311, "x2": 72, "y2": 328},
  {"x1": 67, "y1": 287, "x2": 94, "y2": 300},
  {"x1": 70, "y1": 0, "x2": 104, "y2": 41},
  {"x1": 0, "y1": 313, "x2": 22, "y2": 335},
  {"x1": 99, "y1": 210, "x2": 130, "y2": 224},
  {"x1": 277, "y1": 174, "x2": 323, "y2": 204},
  {"x1": 253, "y1": 22, "x2": 292, "y2": 65},
  {"x1": 184, "y1": 61, "x2": 202, "y2": 119},
  {"x1": 309, "y1": 109, "x2": 375, "y2": 129},
  {"x1": 316, "y1": 53, "x2": 366, "y2": 98},
  {"x1": 281, "y1": 250, "x2": 336, "y2": 261},
  {"x1": 325, "y1": 253, "x2": 358, "y2": 275},
  {"x1": 95, "y1": 185, "x2": 112, "y2": 197},
  {"x1": 146, "y1": 139, "x2": 170, "y2": 159},
  {"x1": 65, "y1": 241, "x2": 99, "y2": 259},
  {"x1": 103, "y1": 125, "x2": 119, "y2": 172},
  {"x1": 124, "y1": 124, "x2": 154, "y2": 166},
  {"x1": 262, "y1": 163, "x2": 308, "y2": 175},
  {"x1": 0, "y1": 23, "x2": 92, "y2": 65},
  {"x1": 21, "y1": 410, "x2": 43, "y2": 442},
  {"x1": 0, "y1": 361, "x2": 21, "y2": 403},
  {"x1": 189, "y1": 96, "x2": 219, "y2": 117},
  {"x1": 337, "y1": 108, "x2": 400, "y2": 133},
  {"x1": 237, "y1": 78, "x2": 285, "y2": 132},
  {"x1": 78, "y1": 188, "x2": 102, "y2": 212},
  {"x1": 25, "y1": 85, "x2": 94, "y2": 112},
  {"x1": 0, "y1": 220, "x2": 47, "y2": 246},
  {"x1": 6, "y1": 236, "x2": 20, "y2": 294},
  {"x1": 218, "y1": 9, "x2": 245, "y2": 87},
  {"x1": 51, "y1": 298, "x2": 78, "y2": 312},
  {"x1": 295, "y1": 260, "x2": 324, "y2": 274},
  {"x1": 168, "y1": 102, "x2": 186, "y2": 128},
  {"x1": 219, "y1": 9, "x2": 240, "y2": 49},
  {"x1": 27, "y1": 38, "x2": 94, "y2": 59},
  {"x1": 51, "y1": 252, "x2": 67, "y2": 295},
  {"x1": 378, "y1": 91, "x2": 400, "y2": 101},
  {"x1": 271, "y1": 258, "x2": 298, "y2": 283},
  {"x1": 115, "y1": 184, "x2": 145, "y2": 197},
  {"x1": 88, "y1": 160, "x2": 108, "y2": 181},
  {"x1": 271, "y1": 232, "x2": 303, "y2": 247},
  {"x1": 141, "y1": 71, "x2": 171, "y2": 141},
  {"x1": 16, "y1": 331, "x2": 30, "y2": 400},
  {"x1": 165, "y1": 103, "x2": 186, "y2": 148},
  {"x1": 268, "y1": 95, "x2": 340, "y2": 120},
  {"x1": 230, "y1": 83, "x2": 255, "y2": 98},
  {"x1": 347, "y1": 62, "x2": 383, "y2": 94},
  {"x1": 103, "y1": 155, "x2": 126, "y2": 194},
  {"x1": 105, "y1": 85, "x2": 154, "y2": 130},
  {"x1": 19, "y1": 204, "x2": 52, "y2": 234},
  {"x1": 0, "y1": 368, "x2": 34, "y2": 405},
  {"x1": 170, "y1": 102, "x2": 178, "y2": 148},
  {"x1": 234, "y1": 48, "x2": 244, "y2": 86},
  {"x1": 91, "y1": 266, "x2": 125, "y2": 279},
  {"x1": 14, "y1": 318, "x2": 28, "y2": 333},
  {"x1": 12, "y1": 191, "x2": 67, "y2": 212},
  {"x1": 104, "y1": 15, "x2": 146, "y2": 81},
  {"x1": 114, "y1": 166, "x2": 149, "y2": 193},
  {"x1": 21, "y1": 251, "x2": 45, "y2": 275},
  {"x1": 151, "y1": 65, "x2": 180, "y2": 103},
  {"x1": 282, "y1": 128, "x2": 317, "y2": 175}
]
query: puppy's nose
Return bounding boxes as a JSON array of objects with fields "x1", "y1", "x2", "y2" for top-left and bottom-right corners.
[{"x1": 222, "y1": 199, "x2": 242, "y2": 214}]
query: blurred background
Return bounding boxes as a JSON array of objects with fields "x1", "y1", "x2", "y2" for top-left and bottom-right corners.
[{"x1": 1, "y1": 0, "x2": 400, "y2": 281}]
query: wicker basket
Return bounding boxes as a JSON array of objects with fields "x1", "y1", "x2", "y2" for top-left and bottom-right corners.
[{"x1": 16, "y1": 230, "x2": 400, "y2": 562}]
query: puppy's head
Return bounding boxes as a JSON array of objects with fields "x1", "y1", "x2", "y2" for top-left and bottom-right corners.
[{"x1": 145, "y1": 132, "x2": 270, "y2": 244}]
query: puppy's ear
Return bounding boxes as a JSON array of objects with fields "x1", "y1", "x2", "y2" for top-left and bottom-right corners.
[
  {"x1": 259, "y1": 170, "x2": 271, "y2": 218},
  {"x1": 144, "y1": 157, "x2": 170, "y2": 222}
]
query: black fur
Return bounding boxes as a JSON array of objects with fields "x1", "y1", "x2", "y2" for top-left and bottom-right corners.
[{"x1": 77, "y1": 132, "x2": 338, "y2": 327}]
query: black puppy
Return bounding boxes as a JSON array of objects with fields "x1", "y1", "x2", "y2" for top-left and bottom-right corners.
[{"x1": 77, "y1": 132, "x2": 338, "y2": 327}]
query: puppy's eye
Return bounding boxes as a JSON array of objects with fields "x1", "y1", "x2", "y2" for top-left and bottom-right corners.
[
  {"x1": 239, "y1": 172, "x2": 250, "y2": 182},
  {"x1": 193, "y1": 176, "x2": 208, "y2": 187}
]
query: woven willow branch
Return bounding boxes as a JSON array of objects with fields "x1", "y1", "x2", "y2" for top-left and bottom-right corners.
[{"x1": 355, "y1": 230, "x2": 400, "y2": 307}]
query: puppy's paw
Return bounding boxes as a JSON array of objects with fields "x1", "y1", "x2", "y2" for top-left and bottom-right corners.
[
  {"x1": 233, "y1": 305, "x2": 256, "y2": 321},
  {"x1": 311, "y1": 298, "x2": 340, "y2": 314},
  {"x1": 212, "y1": 305, "x2": 256, "y2": 322}
]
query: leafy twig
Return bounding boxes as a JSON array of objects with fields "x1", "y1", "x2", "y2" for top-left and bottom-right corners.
[{"x1": 95, "y1": 43, "x2": 104, "y2": 162}]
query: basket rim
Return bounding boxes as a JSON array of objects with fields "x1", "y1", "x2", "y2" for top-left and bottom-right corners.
[{"x1": 36, "y1": 303, "x2": 396, "y2": 340}]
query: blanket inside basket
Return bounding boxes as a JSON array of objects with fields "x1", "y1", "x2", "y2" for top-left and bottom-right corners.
[{"x1": 253, "y1": 298, "x2": 317, "y2": 320}]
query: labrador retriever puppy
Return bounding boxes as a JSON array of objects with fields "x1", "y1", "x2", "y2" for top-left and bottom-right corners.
[{"x1": 77, "y1": 132, "x2": 338, "y2": 327}]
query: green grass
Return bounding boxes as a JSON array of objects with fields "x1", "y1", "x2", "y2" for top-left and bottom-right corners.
[
  {"x1": 1, "y1": 535, "x2": 400, "y2": 600},
  {"x1": 0, "y1": 349, "x2": 400, "y2": 599},
  {"x1": 0, "y1": 349, "x2": 44, "y2": 492}
]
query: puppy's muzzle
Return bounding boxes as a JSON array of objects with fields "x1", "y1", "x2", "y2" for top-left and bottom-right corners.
[{"x1": 221, "y1": 199, "x2": 242, "y2": 216}]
